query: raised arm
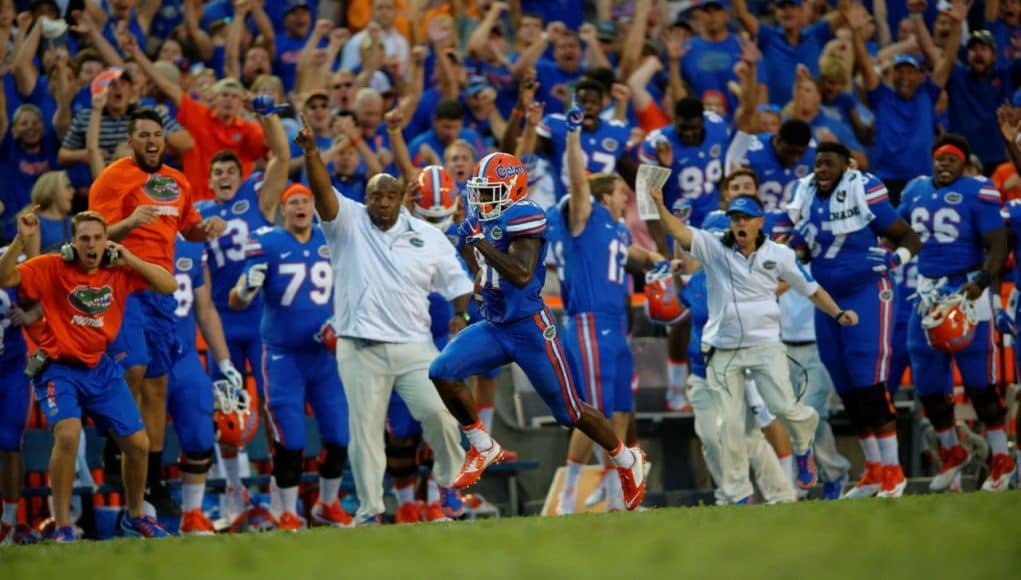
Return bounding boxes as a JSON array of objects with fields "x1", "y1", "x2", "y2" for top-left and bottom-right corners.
[
  {"x1": 732, "y1": 0, "x2": 760, "y2": 37},
  {"x1": 510, "y1": 21, "x2": 560, "y2": 78},
  {"x1": 223, "y1": 0, "x2": 253, "y2": 81},
  {"x1": 385, "y1": 109, "x2": 414, "y2": 184},
  {"x1": 998, "y1": 105, "x2": 1021, "y2": 180},
  {"x1": 502, "y1": 74, "x2": 538, "y2": 154},
  {"x1": 182, "y1": 0, "x2": 214, "y2": 63},
  {"x1": 127, "y1": 43, "x2": 183, "y2": 105},
  {"x1": 467, "y1": 2, "x2": 507, "y2": 59},
  {"x1": 650, "y1": 188, "x2": 694, "y2": 251},
  {"x1": 296, "y1": 113, "x2": 338, "y2": 221},
  {"x1": 69, "y1": 10, "x2": 125, "y2": 68},
  {"x1": 250, "y1": 0, "x2": 277, "y2": 58},
  {"x1": 0, "y1": 210, "x2": 38, "y2": 287},
  {"x1": 617, "y1": 0, "x2": 652, "y2": 81},
  {"x1": 987, "y1": 0, "x2": 1001, "y2": 23},
  {"x1": 847, "y1": 4, "x2": 879, "y2": 91},
  {"x1": 564, "y1": 106, "x2": 592, "y2": 236},
  {"x1": 86, "y1": 91, "x2": 108, "y2": 178},
  {"x1": 932, "y1": 0, "x2": 967, "y2": 89},
  {"x1": 257, "y1": 113, "x2": 290, "y2": 222},
  {"x1": 11, "y1": 12, "x2": 40, "y2": 97}
]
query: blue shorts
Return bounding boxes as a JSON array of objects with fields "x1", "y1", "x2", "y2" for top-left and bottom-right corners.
[
  {"x1": 562, "y1": 313, "x2": 634, "y2": 416},
  {"x1": 468, "y1": 300, "x2": 501, "y2": 380},
  {"x1": 214, "y1": 314, "x2": 265, "y2": 399},
  {"x1": 907, "y1": 308, "x2": 997, "y2": 397},
  {"x1": 430, "y1": 307, "x2": 582, "y2": 427},
  {"x1": 887, "y1": 309, "x2": 911, "y2": 396},
  {"x1": 0, "y1": 355, "x2": 31, "y2": 451},
  {"x1": 109, "y1": 291, "x2": 182, "y2": 378},
  {"x1": 36, "y1": 355, "x2": 144, "y2": 438},
  {"x1": 815, "y1": 277, "x2": 895, "y2": 394},
  {"x1": 168, "y1": 349, "x2": 215, "y2": 453},
  {"x1": 262, "y1": 347, "x2": 349, "y2": 451},
  {"x1": 386, "y1": 392, "x2": 421, "y2": 439}
]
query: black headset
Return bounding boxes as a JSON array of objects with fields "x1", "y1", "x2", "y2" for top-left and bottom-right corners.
[{"x1": 60, "y1": 242, "x2": 118, "y2": 266}]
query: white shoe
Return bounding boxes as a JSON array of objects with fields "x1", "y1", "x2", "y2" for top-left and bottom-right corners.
[
  {"x1": 583, "y1": 470, "x2": 608, "y2": 508},
  {"x1": 617, "y1": 447, "x2": 647, "y2": 510},
  {"x1": 556, "y1": 483, "x2": 578, "y2": 516}
]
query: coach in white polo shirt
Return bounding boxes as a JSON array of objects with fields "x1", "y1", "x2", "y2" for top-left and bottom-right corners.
[
  {"x1": 296, "y1": 119, "x2": 469, "y2": 524},
  {"x1": 652, "y1": 190, "x2": 858, "y2": 504}
]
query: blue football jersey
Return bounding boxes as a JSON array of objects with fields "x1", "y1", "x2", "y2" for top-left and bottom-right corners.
[
  {"x1": 243, "y1": 226, "x2": 333, "y2": 351},
  {"x1": 172, "y1": 239, "x2": 207, "y2": 353},
  {"x1": 547, "y1": 197, "x2": 630, "y2": 317},
  {"x1": 795, "y1": 173, "x2": 899, "y2": 295},
  {"x1": 732, "y1": 133, "x2": 816, "y2": 211},
  {"x1": 469, "y1": 201, "x2": 549, "y2": 324},
  {"x1": 679, "y1": 270, "x2": 709, "y2": 379},
  {"x1": 638, "y1": 113, "x2": 730, "y2": 225},
  {"x1": 891, "y1": 255, "x2": 919, "y2": 324},
  {"x1": 898, "y1": 176, "x2": 1003, "y2": 279},
  {"x1": 536, "y1": 114, "x2": 631, "y2": 200},
  {"x1": 195, "y1": 175, "x2": 275, "y2": 328}
]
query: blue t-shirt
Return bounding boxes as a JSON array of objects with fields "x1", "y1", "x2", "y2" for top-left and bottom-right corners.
[
  {"x1": 794, "y1": 172, "x2": 898, "y2": 296},
  {"x1": 946, "y1": 62, "x2": 1021, "y2": 166},
  {"x1": 898, "y1": 176, "x2": 1004, "y2": 279},
  {"x1": 537, "y1": 114, "x2": 631, "y2": 200},
  {"x1": 408, "y1": 128, "x2": 486, "y2": 168},
  {"x1": 547, "y1": 198, "x2": 630, "y2": 317},
  {"x1": 38, "y1": 215, "x2": 71, "y2": 253},
  {"x1": 535, "y1": 61, "x2": 585, "y2": 116},
  {"x1": 638, "y1": 113, "x2": 731, "y2": 225},
  {"x1": 467, "y1": 200, "x2": 549, "y2": 324},
  {"x1": 681, "y1": 35, "x2": 768, "y2": 118},
  {"x1": 243, "y1": 226, "x2": 334, "y2": 352},
  {"x1": 172, "y1": 239, "x2": 207, "y2": 353},
  {"x1": 759, "y1": 21, "x2": 833, "y2": 105},
  {"x1": 0, "y1": 130, "x2": 60, "y2": 240},
  {"x1": 987, "y1": 19, "x2": 1021, "y2": 66},
  {"x1": 867, "y1": 80, "x2": 941, "y2": 182}
]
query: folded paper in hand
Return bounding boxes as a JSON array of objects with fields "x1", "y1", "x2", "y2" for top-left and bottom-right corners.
[{"x1": 636, "y1": 164, "x2": 671, "y2": 221}]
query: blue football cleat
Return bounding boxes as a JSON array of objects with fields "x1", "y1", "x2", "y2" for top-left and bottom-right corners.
[
  {"x1": 821, "y1": 473, "x2": 848, "y2": 500},
  {"x1": 795, "y1": 450, "x2": 818, "y2": 490},
  {"x1": 121, "y1": 514, "x2": 171, "y2": 539}
]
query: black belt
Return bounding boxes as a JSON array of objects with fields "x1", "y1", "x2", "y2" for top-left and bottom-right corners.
[
  {"x1": 53, "y1": 357, "x2": 91, "y2": 369},
  {"x1": 783, "y1": 340, "x2": 816, "y2": 347}
]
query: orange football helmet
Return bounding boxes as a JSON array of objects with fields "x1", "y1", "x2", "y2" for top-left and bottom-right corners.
[
  {"x1": 922, "y1": 293, "x2": 977, "y2": 353},
  {"x1": 466, "y1": 152, "x2": 528, "y2": 221},
  {"x1": 644, "y1": 268, "x2": 689, "y2": 326},
  {"x1": 413, "y1": 165, "x2": 458, "y2": 230},
  {"x1": 214, "y1": 379, "x2": 259, "y2": 447}
]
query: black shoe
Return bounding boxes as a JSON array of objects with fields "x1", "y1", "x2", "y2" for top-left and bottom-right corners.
[
  {"x1": 102, "y1": 438, "x2": 123, "y2": 489},
  {"x1": 144, "y1": 481, "x2": 181, "y2": 518}
]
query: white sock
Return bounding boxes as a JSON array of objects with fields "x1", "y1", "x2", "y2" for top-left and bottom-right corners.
[
  {"x1": 182, "y1": 482, "x2": 205, "y2": 512},
  {"x1": 986, "y1": 427, "x2": 1009, "y2": 455},
  {"x1": 936, "y1": 427, "x2": 959, "y2": 450},
  {"x1": 858, "y1": 436, "x2": 881, "y2": 463},
  {"x1": 237, "y1": 448, "x2": 251, "y2": 477},
  {"x1": 319, "y1": 477, "x2": 341, "y2": 506},
  {"x1": 563, "y1": 460, "x2": 583, "y2": 490},
  {"x1": 280, "y1": 485, "x2": 299, "y2": 515},
  {"x1": 605, "y1": 469, "x2": 624, "y2": 511},
  {"x1": 2, "y1": 501, "x2": 17, "y2": 525},
  {"x1": 877, "y1": 432, "x2": 899, "y2": 466},
  {"x1": 223, "y1": 456, "x2": 243, "y2": 488},
  {"x1": 667, "y1": 360, "x2": 687, "y2": 392},
  {"x1": 777, "y1": 453, "x2": 794, "y2": 485},
  {"x1": 463, "y1": 421, "x2": 493, "y2": 451},
  {"x1": 426, "y1": 477, "x2": 440, "y2": 504},
  {"x1": 394, "y1": 483, "x2": 416, "y2": 506},
  {"x1": 269, "y1": 477, "x2": 282, "y2": 518},
  {"x1": 477, "y1": 406, "x2": 495, "y2": 434},
  {"x1": 609, "y1": 442, "x2": 635, "y2": 469}
]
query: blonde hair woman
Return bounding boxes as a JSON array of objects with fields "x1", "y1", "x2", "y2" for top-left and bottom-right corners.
[{"x1": 28, "y1": 171, "x2": 74, "y2": 256}]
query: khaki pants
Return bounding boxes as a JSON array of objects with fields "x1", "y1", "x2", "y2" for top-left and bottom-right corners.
[
  {"x1": 689, "y1": 375, "x2": 796, "y2": 504},
  {"x1": 705, "y1": 342, "x2": 819, "y2": 503},
  {"x1": 786, "y1": 343, "x2": 851, "y2": 484},
  {"x1": 337, "y1": 338, "x2": 465, "y2": 520}
]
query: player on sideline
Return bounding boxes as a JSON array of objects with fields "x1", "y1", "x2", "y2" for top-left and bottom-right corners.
[
  {"x1": 88, "y1": 109, "x2": 227, "y2": 515},
  {"x1": 549, "y1": 106, "x2": 666, "y2": 514},
  {"x1": 194, "y1": 106, "x2": 290, "y2": 522},
  {"x1": 786, "y1": 142, "x2": 921, "y2": 498},
  {"x1": 167, "y1": 237, "x2": 244, "y2": 535},
  {"x1": 0, "y1": 246, "x2": 42, "y2": 545},
  {"x1": 230, "y1": 184, "x2": 354, "y2": 531},
  {"x1": 0, "y1": 210, "x2": 177, "y2": 541},
  {"x1": 429, "y1": 151, "x2": 648, "y2": 510},
  {"x1": 899, "y1": 135, "x2": 1016, "y2": 492}
]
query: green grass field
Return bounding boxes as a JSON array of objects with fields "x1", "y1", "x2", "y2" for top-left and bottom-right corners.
[{"x1": 2, "y1": 493, "x2": 1019, "y2": 579}]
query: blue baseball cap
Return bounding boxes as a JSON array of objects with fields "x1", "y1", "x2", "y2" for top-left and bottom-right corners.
[
  {"x1": 700, "y1": 0, "x2": 731, "y2": 10},
  {"x1": 726, "y1": 197, "x2": 764, "y2": 218},
  {"x1": 777, "y1": 0, "x2": 802, "y2": 5},
  {"x1": 892, "y1": 54, "x2": 921, "y2": 70},
  {"x1": 200, "y1": 0, "x2": 233, "y2": 30}
]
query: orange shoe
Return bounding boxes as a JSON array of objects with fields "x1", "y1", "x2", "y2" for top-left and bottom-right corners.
[
  {"x1": 617, "y1": 446, "x2": 647, "y2": 511},
  {"x1": 981, "y1": 453, "x2": 1016, "y2": 493},
  {"x1": 179, "y1": 508, "x2": 216, "y2": 536},
  {"x1": 422, "y1": 501, "x2": 448, "y2": 522},
  {"x1": 311, "y1": 500, "x2": 354, "y2": 528},
  {"x1": 930, "y1": 445, "x2": 970, "y2": 492},
  {"x1": 501, "y1": 449, "x2": 520, "y2": 462},
  {"x1": 453, "y1": 441, "x2": 504, "y2": 489},
  {"x1": 842, "y1": 461, "x2": 882, "y2": 499},
  {"x1": 875, "y1": 465, "x2": 906, "y2": 498},
  {"x1": 276, "y1": 512, "x2": 305, "y2": 532},
  {"x1": 395, "y1": 501, "x2": 421, "y2": 524}
]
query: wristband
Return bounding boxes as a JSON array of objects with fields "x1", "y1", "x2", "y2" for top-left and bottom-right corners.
[
  {"x1": 974, "y1": 270, "x2": 992, "y2": 291},
  {"x1": 893, "y1": 247, "x2": 912, "y2": 267},
  {"x1": 834, "y1": 310, "x2": 846, "y2": 322},
  {"x1": 386, "y1": 127, "x2": 401, "y2": 135},
  {"x1": 455, "y1": 311, "x2": 470, "y2": 322}
]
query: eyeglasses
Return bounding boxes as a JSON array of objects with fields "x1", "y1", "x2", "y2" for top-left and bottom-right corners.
[
  {"x1": 331, "y1": 82, "x2": 354, "y2": 90},
  {"x1": 757, "y1": 104, "x2": 782, "y2": 114}
]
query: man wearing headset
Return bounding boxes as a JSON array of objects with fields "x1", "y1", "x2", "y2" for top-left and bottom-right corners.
[{"x1": 650, "y1": 189, "x2": 858, "y2": 504}]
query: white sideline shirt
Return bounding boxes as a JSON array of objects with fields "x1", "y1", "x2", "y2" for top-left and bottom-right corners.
[
  {"x1": 780, "y1": 262, "x2": 817, "y2": 343},
  {"x1": 689, "y1": 228, "x2": 819, "y2": 350},
  {"x1": 320, "y1": 190, "x2": 473, "y2": 343}
]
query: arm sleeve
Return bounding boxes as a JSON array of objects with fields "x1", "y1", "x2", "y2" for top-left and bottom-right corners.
[
  {"x1": 724, "y1": 131, "x2": 754, "y2": 172},
  {"x1": 864, "y1": 175, "x2": 899, "y2": 232},
  {"x1": 975, "y1": 181, "x2": 1007, "y2": 236},
  {"x1": 688, "y1": 228, "x2": 720, "y2": 265},
  {"x1": 14, "y1": 256, "x2": 51, "y2": 301},
  {"x1": 535, "y1": 115, "x2": 555, "y2": 139},
  {"x1": 87, "y1": 167, "x2": 125, "y2": 223},
  {"x1": 638, "y1": 131, "x2": 661, "y2": 165},
  {"x1": 505, "y1": 206, "x2": 547, "y2": 238},
  {"x1": 61, "y1": 110, "x2": 89, "y2": 150},
  {"x1": 317, "y1": 188, "x2": 358, "y2": 239},
  {"x1": 175, "y1": 94, "x2": 205, "y2": 132},
  {"x1": 777, "y1": 246, "x2": 820, "y2": 296},
  {"x1": 241, "y1": 234, "x2": 270, "y2": 277}
]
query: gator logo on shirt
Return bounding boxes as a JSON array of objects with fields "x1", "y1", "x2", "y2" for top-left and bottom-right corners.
[
  {"x1": 143, "y1": 175, "x2": 181, "y2": 202},
  {"x1": 318, "y1": 245, "x2": 330, "y2": 258},
  {"x1": 762, "y1": 260, "x2": 777, "y2": 270},
  {"x1": 945, "y1": 192, "x2": 963, "y2": 205},
  {"x1": 232, "y1": 200, "x2": 250, "y2": 215},
  {"x1": 68, "y1": 285, "x2": 113, "y2": 315},
  {"x1": 490, "y1": 226, "x2": 503, "y2": 240},
  {"x1": 176, "y1": 257, "x2": 194, "y2": 272},
  {"x1": 602, "y1": 138, "x2": 618, "y2": 153},
  {"x1": 543, "y1": 324, "x2": 557, "y2": 341}
]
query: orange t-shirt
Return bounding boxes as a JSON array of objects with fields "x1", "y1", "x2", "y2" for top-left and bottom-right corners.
[
  {"x1": 992, "y1": 161, "x2": 1021, "y2": 203},
  {"x1": 176, "y1": 95, "x2": 268, "y2": 201},
  {"x1": 88, "y1": 157, "x2": 201, "y2": 272},
  {"x1": 16, "y1": 255, "x2": 149, "y2": 367}
]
